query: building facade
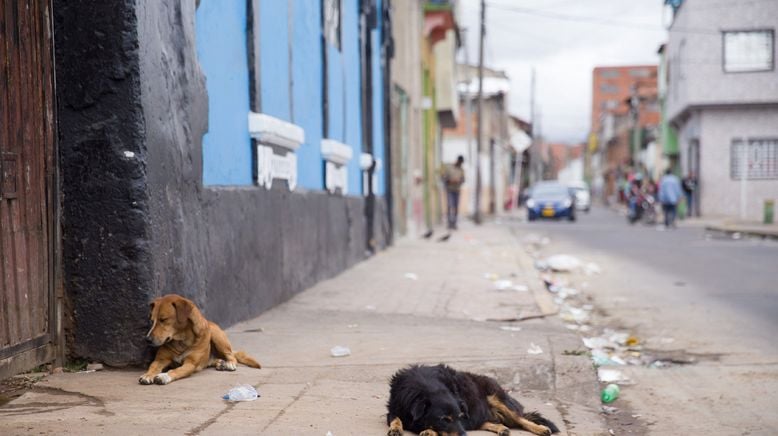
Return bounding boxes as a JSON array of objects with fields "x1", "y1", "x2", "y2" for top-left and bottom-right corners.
[
  {"x1": 0, "y1": 0, "x2": 465, "y2": 374},
  {"x1": 388, "y1": 1, "x2": 459, "y2": 237},
  {"x1": 589, "y1": 65, "x2": 659, "y2": 203},
  {"x1": 441, "y1": 64, "x2": 515, "y2": 217},
  {"x1": 666, "y1": 0, "x2": 778, "y2": 220},
  {"x1": 34, "y1": 0, "x2": 394, "y2": 367}
]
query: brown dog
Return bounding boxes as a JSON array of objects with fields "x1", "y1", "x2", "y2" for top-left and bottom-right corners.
[{"x1": 139, "y1": 294, "x2": 261, "y2": 385}]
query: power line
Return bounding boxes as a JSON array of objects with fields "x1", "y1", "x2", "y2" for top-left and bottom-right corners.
[
  {"x1": 475, "y1": 0, "x2": 486, "y2": 224},
  {"x1": 679, "y1": 0, "x2": 778, "y2": 10},
  {"x1": 486, "y1": 2, "x2": 722, "y2": 35}
]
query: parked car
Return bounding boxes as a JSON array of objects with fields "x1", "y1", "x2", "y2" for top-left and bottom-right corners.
[
  {"x1": 526, "y1": 181, "x2": 576, "y2": 221},
  {"x1": 568, "y1": 180, "x2": 591, "y2": 212}
]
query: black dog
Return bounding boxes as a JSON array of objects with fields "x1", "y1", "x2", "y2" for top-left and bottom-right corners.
[{"x1": 386, "y1": 364, "x2": 559, "y2": 436}]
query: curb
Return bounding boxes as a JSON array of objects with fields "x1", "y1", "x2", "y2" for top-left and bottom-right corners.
[
  {"x1": 508, "y1": 227, "x2": 559, "y2": 318},
  {"x1": 704, "y1": 224, "x2": 778, "y2": 240}
]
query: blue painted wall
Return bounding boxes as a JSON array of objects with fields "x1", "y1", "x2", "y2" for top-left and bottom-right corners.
[
  {"x1": 196, "y1": 0, "x2": 253, "y2": 186},
  {"x1": 326, "y1": 0, "x2": 363, "y2": 195},
  {"x1": 196, "y1": 0, "x2": 380, "y2": 196},
  {"x1": 259, "y1": 0, "x2": 291, "y2": 121},
  {"x1": 371, "y1": 0, "x2": 385, "y2": 195},
  {"x1": 291, "y1": 0, "x2": 324, "y2": 190},
  {"x1": 343, "y1": 0, "x2": 363, "y2": 194}
]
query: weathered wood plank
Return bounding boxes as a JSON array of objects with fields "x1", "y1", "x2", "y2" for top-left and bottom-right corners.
[
  {"x1": 0, "y1": 0, "x2": 10, "y2": 348},
  {"x1": 3, "y1": 0, "x2": 24, "y2": 347},
  {"x1": 15, "y1": 0, "x2": 35, "y2": 343},
  {"x1": 37, "y1": 0, "x2": 55, "y2": 339}
]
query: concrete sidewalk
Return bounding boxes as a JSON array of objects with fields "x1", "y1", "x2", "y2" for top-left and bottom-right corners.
[
  {"x1": 0, "y1": 222, "x2": 605, "y2": 435},
  {"x1": 607, "y1": 202, "x2": 778, "y2": 239}
]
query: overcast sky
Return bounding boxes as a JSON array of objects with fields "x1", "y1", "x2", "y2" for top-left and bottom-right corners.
[{"x1": 457, "y1": 0, "x2": 671, "y2": 144}]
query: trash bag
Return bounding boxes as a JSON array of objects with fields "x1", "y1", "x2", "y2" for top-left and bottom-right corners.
[{"x1": 545, "y1": 255, "x2": 582, "y2": 272}]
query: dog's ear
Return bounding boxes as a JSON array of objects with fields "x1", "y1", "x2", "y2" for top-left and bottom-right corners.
[
  {"x1": 410, "y1": 398, "x2": 429, "y2": 423},
  {"x1": 190, "y1": 309, "x2": 208, "y2": 337},
  {"x1": 172, "y1": 298, "x2": 193, "y2": 327},
  {"x1": 173, "y1": 297, "x2": 208, "y2": 337}
]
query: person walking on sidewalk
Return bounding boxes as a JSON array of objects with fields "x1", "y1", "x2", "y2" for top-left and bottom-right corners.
[
  {"x1": 682, "y1": 172, "x2": 697, "y2": 217},
  {"x1": 442, "y1": 155, "x2": 465, "y2": 230},
  {"x1": 659, "y1": 168, "x2": 683, "y2": 228}
]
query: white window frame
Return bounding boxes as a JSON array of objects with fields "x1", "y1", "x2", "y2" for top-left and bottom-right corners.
[
  {"x1": 249, "y1": 112, "x2": 305, "y2": 190},
  {"x1": 722, "y1": 29, "x2": 774, "y2": 73}
]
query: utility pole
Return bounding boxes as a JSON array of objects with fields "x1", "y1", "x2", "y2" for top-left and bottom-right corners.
[
  {"x1": 461, "y1": 28, "x2": 476, "y2": 216},
  {"x1": 474, "y1": 0, "x2": 486, "y2": 224},
  {"x1": 529, "y1": 67, "x2": 536, "y2": 182},
  {"x1": 462, "y1": 29, "x2": 473, "y2": 163},
  {"x1": 530, "y1": 68, "x2": 535, "y2": 136}
]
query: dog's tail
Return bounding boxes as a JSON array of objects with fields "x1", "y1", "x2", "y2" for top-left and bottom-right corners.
[
  {"x1": 235, "y1": 351, "x2": 262, "y2": 369},
  {"x1": 525, "y1": 411, "x2": 560, "y2": 434}
]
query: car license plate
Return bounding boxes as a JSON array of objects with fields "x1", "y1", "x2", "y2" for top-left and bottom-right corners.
[{"x1": 542, "y1": 208, "x2": 555, "y2": 217}]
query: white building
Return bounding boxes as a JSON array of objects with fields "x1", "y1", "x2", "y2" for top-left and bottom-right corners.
[{"x1": 665, "y1": 0, "x2": 778, "y2": 220}]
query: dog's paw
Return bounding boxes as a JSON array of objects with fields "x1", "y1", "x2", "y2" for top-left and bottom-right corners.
[
  {"x1": 419, "y1": 430, "x2": 439, "y2": 436},
  {"x1": 534, "y1": 425, "x2": 551, "y2": 436},
  {"x1": 498, "y1": 428, "x2": 511, "y2": 436},
  {"x1": 153, "y1": 372, "x2": 173, "y2": 385},
  {"x1": 138, "y1": 374, "x2": 155, "y2": 385},
  {"x1": 215, "y1": 359, "x2": 237, "y2": 371},
  {"x1": 387, "y1": 430, "x2": 402, "y2": 436}
]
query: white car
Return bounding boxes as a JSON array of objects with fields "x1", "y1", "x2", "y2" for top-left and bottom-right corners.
[{"x1": 568, "y1": 181, "x2": 591, "y2": 212}]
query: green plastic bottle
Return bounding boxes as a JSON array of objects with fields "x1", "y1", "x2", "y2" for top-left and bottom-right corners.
[{"x1": 601, "y1": 383, "x2": 620, "y2": 403}]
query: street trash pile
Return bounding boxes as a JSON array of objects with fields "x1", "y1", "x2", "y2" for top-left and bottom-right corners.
[
  {"x1": 484, "y1": 272, "x2": 529, "y2": 292},
  {"x1": 538, "y1": 271, "x2": 593, "y2": 327},
  {"x1": 223, "y1": 384, "x2": 259, "y2": 402},
  {"x1": 597, "y1": 368, "x2": 631, "y2": 384},
  {"x1": 582, "y1": 329, "x2": 643, "y2": 368},
  {"x1": 544, "y1": 254, "x2": 582, "y2": 272}
]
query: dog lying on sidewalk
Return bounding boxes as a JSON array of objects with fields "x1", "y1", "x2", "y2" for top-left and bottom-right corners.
[
  {"x1": 139, "y1": 294, "x2": 261, "y2": 385},
  {"x1": 387, "y1": 364, "x2": 559, "y2": 436}
]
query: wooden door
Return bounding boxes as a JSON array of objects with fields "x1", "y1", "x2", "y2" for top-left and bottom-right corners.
[{"x1": 0, "y1": 0, "x2": 57, "y2": 378}]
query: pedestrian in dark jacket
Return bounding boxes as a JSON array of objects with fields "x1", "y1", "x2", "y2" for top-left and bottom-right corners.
[
  {"x1": 442, "y1": 155, "x2": 465, "y2": 230},
  {"x1": 682, "y1": 173, "x2": 697, "y2": 217}
]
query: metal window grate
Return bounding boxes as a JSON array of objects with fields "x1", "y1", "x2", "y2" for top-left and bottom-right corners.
[{"x1": 730, "y1": 139, "x2": 778, "y2": 180}]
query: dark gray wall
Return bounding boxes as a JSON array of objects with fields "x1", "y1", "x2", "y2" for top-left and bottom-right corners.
[
  {"x1": 53, "y1": 0, "x2": 154, "y2": 366},
  {"x1": 54, "y1": 0, "x2": 385, "y2": 365}
]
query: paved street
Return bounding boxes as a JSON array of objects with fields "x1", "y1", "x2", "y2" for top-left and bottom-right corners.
[
  {"x1": 0, "y1": 223, "x2": 606, "y2": 436},
  {"x1": 515, "y1": 206, "x2": 778, "y2": 434}
]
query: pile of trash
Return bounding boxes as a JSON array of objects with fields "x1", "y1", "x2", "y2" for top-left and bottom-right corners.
[
  {"x1": 484, "y1": 273, "x2": 529, "y2": 292},
  {"x1": 538, "y1": 271, "x2": 594, "y2": 329},
  {"x1": 582, "y1": 329, "x2": 643, "y2": 369},
  {"x1": 534, "y1": 254, "x2": 602, "y2": 276}
]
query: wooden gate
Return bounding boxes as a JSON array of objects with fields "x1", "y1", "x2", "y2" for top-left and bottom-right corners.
[{"x1": 0, "y1": 0, "x2": 58, "y2": 378}]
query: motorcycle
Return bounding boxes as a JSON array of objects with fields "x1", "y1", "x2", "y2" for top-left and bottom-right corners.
[{"x1": 627, "y1": 192, "x2": 657, "y2": 225}]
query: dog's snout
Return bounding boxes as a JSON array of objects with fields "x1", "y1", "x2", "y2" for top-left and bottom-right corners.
[{"x1": 145, "y1": 335, "x2": 153, "y2": 343}]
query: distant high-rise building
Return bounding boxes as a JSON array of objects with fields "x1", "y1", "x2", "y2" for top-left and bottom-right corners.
[{"x1": 591, "y1": 65, "x2": 657, "y2": 135}]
